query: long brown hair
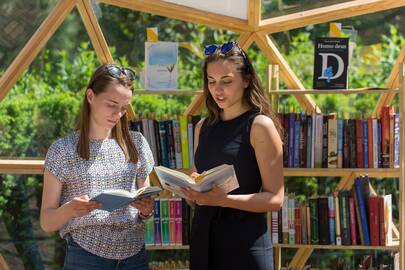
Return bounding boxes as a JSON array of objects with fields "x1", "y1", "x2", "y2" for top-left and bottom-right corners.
[
  {"x1": 77, "y1": 64, "x2": 138, "y2": 163},
  {"x1": 202, "y1": 42, "x2": 283, "y2": 136}
]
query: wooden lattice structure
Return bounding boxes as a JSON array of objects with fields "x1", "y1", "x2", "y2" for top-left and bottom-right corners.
[{"x1": 0, "y1": 0, "x2": 405, "y2": 269}]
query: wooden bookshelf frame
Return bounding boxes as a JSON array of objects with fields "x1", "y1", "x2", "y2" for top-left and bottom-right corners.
[{"x1": 0, "y1": 0, "x2": 404, "y2": 269}]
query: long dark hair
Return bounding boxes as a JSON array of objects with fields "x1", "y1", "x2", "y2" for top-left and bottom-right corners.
[
  {"x1": 202, "y1": 42, "x2": 283, "y2": 136},
  {"x1": 77, "y1": 64, "x2": 138, "y2": 162}
]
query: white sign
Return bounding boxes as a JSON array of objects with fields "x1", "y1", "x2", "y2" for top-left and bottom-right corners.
[{"x1": 162, "y1": 0, "x2": 248, "y2": 20}]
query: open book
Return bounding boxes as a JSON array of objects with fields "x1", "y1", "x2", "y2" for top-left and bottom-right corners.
[
  {"x1": 91, "y1": 186, "x2": 162, "y2": 212},
  {"x1": 154, "y1": 164, "x2": 239, "y2": 198}
]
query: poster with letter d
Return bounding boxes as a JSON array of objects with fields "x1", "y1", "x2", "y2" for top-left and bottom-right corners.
[{"x1": 313, "y1": 37, "x2": 349, "y2": 89}]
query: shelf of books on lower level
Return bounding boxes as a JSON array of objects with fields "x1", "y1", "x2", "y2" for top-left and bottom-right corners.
[{"x1": 269, "y1": 176, "x2": 398, "y2": 248}]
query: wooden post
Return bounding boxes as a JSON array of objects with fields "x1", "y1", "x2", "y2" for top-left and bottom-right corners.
[{"x1": 399, "y1": 63, "x2": 405, "y2": 270}]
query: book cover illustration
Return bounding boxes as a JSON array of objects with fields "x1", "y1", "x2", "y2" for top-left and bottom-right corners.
[
  {"x1": 145, "y1": 41, "x2": 178, "y2": 90},
  {"x1": 313, "y1": 37, "x2": 349, "y2": 89}
]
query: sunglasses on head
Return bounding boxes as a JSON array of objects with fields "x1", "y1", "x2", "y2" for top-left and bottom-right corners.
[
  {"x1": 204, "y1": 41, "x2": 245, "y2": 57},
  {"x1": 106, "y1": 64, "x2": 136, "y2": 81}
]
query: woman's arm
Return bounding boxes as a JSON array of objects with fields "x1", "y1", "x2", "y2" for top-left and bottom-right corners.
[
  {"x1": 222, "y1": 115, "x2": 284, "y2": 212},
  {"x1": 40, "y1": 170, "x2": 100, "y2": 232},
  {"x1": 184, "y1": 115, "x2": 284, "y2": 212}
]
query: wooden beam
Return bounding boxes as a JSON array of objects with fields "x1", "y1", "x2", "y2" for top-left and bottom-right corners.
[
  {"x1": 254, "y1": 32, "x2": 320, "y2": 113},
  {"x1": 374, "y1": 44, "x2": 405, "y2": 117},
  {"x1": 0, "y1": 160, "x2": 44, "y2": 175},
  {"x1": 399, "y1": 63, "x2": 405, "y2": 270},
  {"x1": 76, "y1": 0, "x2": 113, "y2": 64},
  {"x1": 0, "y1": 0, "x2": 76, "y2": 102},
  {"x1": 259, "y1": 0, "x2": 405, "y2": 34},
  {"x1": 98, "y1": 0, "x2": 251, "y2": 33},
  {"x1": 248, "y1": 0, "x2": 261, "y2": 30},
  {"x1": 76, "y1": 0, "x2": 137, "y2": 120},
  {"x1": 183, "y1": 32, "x2": 255, "y2": 115}
]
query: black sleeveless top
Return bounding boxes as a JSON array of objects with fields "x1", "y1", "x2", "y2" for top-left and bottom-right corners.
[
  {"x1": 194, "y1": 109, "x2": 262, "y2": 194},
  {"x1": 190, "y1": 110, "x2": 273, "y2": 270}
]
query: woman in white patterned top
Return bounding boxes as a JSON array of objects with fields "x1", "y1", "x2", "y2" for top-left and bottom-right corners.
[{"x1": 40, "y1": 64, "x2": 155, "y2": 270}]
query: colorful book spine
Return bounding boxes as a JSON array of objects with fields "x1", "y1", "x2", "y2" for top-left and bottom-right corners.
[
  {"x1": 153, "y1": 198, "x2": 162, "y2": 246},
  {"x1": 337, "y1": 119, "x2": 343, "y2": 168},
  {"x1": 160, "y1": 198, "x2": 170, "y2": 246},
  {"x1": 362, "y1": 119, "x2": 369, "y2": 168},
  {"x1": 372, "y1": 119, "x2": 379, "y2": 168},
  {"x1": 367, "y1": 118, "x2": 374, "y2": 168},
  {"x1": 393, "y1": 113, "x2": 400, "y2": 168},
  {"x1": 179, "y1": 115, "x2": 189, "y2": 169},
  {"x1": 174, "y1": 198, "x2": 183, "y2": 246},
  {"x1": 187, "y1": 116, "x2": 194, "y2": 168},
  {"x1": 172, "y1": 119, "x2": 183, "y2": 169},
  {"x1": 288, "y1": 197, "x2": 295, "y2": 244},
  {"x1": 294, "y1": 115, "x2": 301, "y2": 168},
  {"x1": 144, "y1": 215, "x2": 155, "y2": 246},
  {"x1": 327, "y1": 195, "x2": 336, "y2": 245},
  {"x1": 354, "y1": 178, "x2": 371, "y2": 245},
  {"x1": 169, "y1": 198, "x2": 176, "y2": 246},
  {"x1": 349, "y1": 197, "x2": 357, "y2": 245},
  {"x1": 334, "y1": 192, "x2": 342, "y2": 245},
  {"x1": 282, "y1": 196, "x2": 289, "y2": 244},
  {"x1": 309, "y1": 197, "x2": 319, "y2": 244},
  {"x1": 271, "y1": 211, "x2": 279, "y2": 244},
  {"x1": 368, "y1": 196, "x2": 380, "y2": 246}
]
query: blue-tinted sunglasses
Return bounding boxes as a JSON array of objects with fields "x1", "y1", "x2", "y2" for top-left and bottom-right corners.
[{"x1": 204, "y1": 41, "x2": 242, "y2": 56}]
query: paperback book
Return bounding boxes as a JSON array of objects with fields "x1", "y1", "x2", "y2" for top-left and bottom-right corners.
[
  {"x1": 154, "y1": 164, "x2": 239, "y2": 198},
  {"x1": 91, "y1": 186, "x2": 162, "y2": 212}
]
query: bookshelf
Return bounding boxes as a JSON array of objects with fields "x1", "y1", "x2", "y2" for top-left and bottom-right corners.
[
  {"x1": 267, "y1": 63, "x2": 405, "y2": 270},
  {"x1": 0, "y1": 0, "x2": 403, "y2": 269}
]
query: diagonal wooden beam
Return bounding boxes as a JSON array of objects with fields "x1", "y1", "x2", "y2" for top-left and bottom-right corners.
[
  {"x1": 254, "y1": 32, "x2": 320, "y2": 113},
  {"x1": 98, "y1": 0, "x2": 251, "y2": 33},
  {"x1": 374, "y1": 44, "x2": 405, "y2": 117},
  {"x1": 76, "y1": 0, "x2": 113, "y2": 64},
  {"x1": 76, "y1": 0, "x2": 136, "y2": 119},
  {"x1": 184, "y1": 32, "x2": 255, "y2": 115},
  {"x1": 248, "y1": 0, "x2": 261, "y2": 30},
  {"x1": 259, "y1": 0, "x2": 405, "y2": 34},
  {"x1": 0, "y1": 0, "x2": 76, "y2": 102}
]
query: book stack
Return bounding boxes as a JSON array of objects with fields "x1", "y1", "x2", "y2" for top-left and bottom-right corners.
[
  {"x1": 270, "y1": 176, "x2": 394, "y2": 247},
  {"x1": 279, "y1": 105, "x2": 399, "y2": 168},
  {"x1": 129, "y1": 115, "x2": 201, "y2": 169},
  {"x1": 144, "y1": 198, "x2": 192, "y2": 246}
]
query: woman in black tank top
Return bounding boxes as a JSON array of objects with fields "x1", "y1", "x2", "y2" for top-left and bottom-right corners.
[{"x1": 181, "y1": 41, "x2": 284, "y2": 270}]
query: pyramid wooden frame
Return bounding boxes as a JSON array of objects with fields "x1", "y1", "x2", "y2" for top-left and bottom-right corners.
[{"x1": 0, "y1": 0, "x2": 405, "y2": 269}]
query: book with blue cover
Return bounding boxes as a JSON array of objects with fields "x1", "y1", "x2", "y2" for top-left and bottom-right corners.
[{"x1": 91, "y1": 186, "x2": 162, "y2": 212}]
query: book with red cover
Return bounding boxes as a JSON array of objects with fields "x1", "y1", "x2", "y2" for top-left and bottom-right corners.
[
  {"x1": 378, "y1": 196, "x2": 386, "y2": 246},
  {"x1": 381, "y1": 106, "x2": 392, "y2": 168},
  {"x1": 367, "y1": 118, "x2": 374, "y2": 168},
  {"x1": 368, "y1": 196, "x2": 380, "y2": 246}
]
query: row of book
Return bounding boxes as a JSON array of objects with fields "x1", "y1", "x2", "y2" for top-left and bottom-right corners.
[
  {"x1": 149, "y1": 260, "x2": 189, "y2": 270},
  {"x1": 129, "y1": 115, "x2": 201, "y2": 169},
  {"x1": 279, "y1": 105, "x2": 400, "y2": 168},
  {"x1": 270, "y1": 176, "x2": 394, "y2": 246},
  {"x1": 144, "y1": 198, "x2": 192, "y2": 246}
]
